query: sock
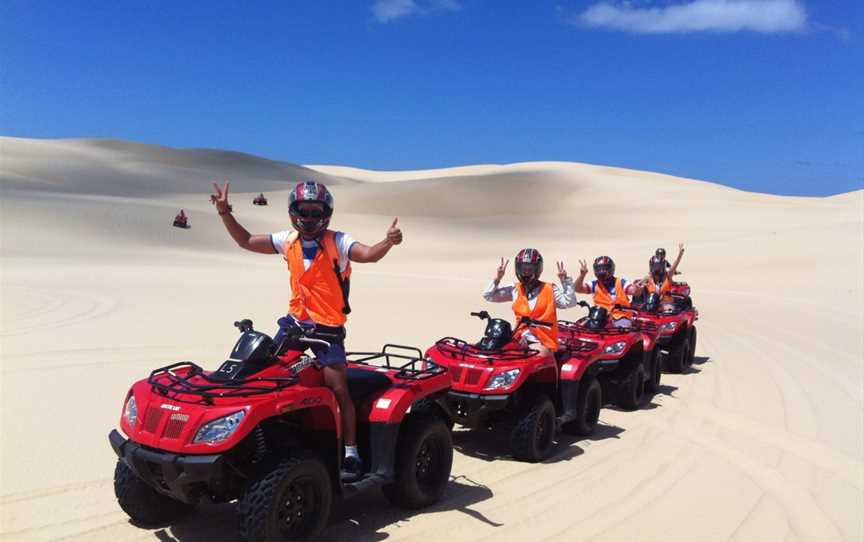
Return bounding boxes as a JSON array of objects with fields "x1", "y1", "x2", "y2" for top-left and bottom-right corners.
[{"x1": 345, "y1": 445, "x2": 359, "y2": 460}]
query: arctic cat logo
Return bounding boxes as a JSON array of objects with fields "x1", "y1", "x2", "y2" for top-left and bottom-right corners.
[
  {"x1": 290, "y1": 355, "x2": 316, "y2": 376},
  {"x1": 160, "y1": 404, "x2": 181, "y2": 411}
]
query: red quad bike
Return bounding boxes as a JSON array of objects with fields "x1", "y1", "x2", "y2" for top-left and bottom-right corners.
[
  {"x1": 173, "y1": 214, "x2": 189, "y2": 229},
  {"x1": 423, "y1": 311, "x2": 604, "y2": 463},
  {"x1": 109, "y1": 319, "x2": 453, "y2": 542},
  {"x1": 628, "y1": 291, "x2": 699, "y2": 374},
  {"x1": 557, "y1": 301, "x2": 664, "y2": 415},
  {"x1": 253, "y1": 194, "x2": 269, "y2": 206}
]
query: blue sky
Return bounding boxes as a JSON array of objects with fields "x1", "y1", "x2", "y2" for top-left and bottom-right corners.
[{"x1": 1, "y1": 0, "x2": 862, "y2": 196}]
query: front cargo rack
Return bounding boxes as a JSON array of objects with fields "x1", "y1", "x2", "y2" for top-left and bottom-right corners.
[
  {"x1": 558, "y1": 319, "x2": 635, "y2": 336},
  {"x1": 346, "y1": 344, "x2": 446, "y2": 380},
  {"x1": 148, "y1": 362, "x2": 295, "y2": 403},
  {"x1": 432, "y1": 337, "x2": 539, "y2": 362}
]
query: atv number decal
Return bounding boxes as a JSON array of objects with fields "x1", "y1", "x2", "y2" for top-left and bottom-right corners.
[{"x1": 217, "y1": 361, "x2": 242, "y2": 376}]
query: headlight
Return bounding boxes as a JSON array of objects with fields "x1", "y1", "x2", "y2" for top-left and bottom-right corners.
[
  {"x1": 193, "y1": 410, "x2": 247, "y2": 444},
  {"x1": 604, "y1": 341, "x2": 627, "y2": 354},
  {"x1": 123, "y1": 395, "x2": 138, "y2": 428},
  {"x1": 484, "y1": 369, "x2": 521, "y2": 390},
  {"x1": 661, "y1": 322, "x2": 679, "y2": 331}
]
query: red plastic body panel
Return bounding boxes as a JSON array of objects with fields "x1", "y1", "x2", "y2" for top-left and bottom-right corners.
[{"x1": 120, "y1": 350, "x2": 451, "y2": 455}]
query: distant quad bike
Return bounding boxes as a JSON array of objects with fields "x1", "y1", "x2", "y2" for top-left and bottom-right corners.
[
  {"x1": 109, "y1": 319, "x2": 453, "y2": 541},
  {"x1": 173, "y1": 211, "x2": 189, "y2": 229},
  {"x1": 557, "y1": 301, "x2": 664, "y2": 415},
  {"x1": 628, "y1": 290, "x2": 699, "y2": 374},
  {"x1": 253, "y1": 193, "x2": 268, "y2": 206},
  {"x1": 425, "y1": 311, "x2": 613, "y2": 463}
]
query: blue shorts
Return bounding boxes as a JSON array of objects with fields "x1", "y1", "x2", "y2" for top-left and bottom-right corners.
[{"x1": 273, "y1": 315, "x2": 347, "y2": 367}]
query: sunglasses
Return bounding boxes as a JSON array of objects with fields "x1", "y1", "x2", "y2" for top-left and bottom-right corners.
[{"x1": 296, "y1": 207, "x2": 326, "y2": 219}]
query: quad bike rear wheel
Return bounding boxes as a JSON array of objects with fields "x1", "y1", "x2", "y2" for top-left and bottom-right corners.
[
  {"x1": 647, "y1": 350, "x2": 663, "y2": 393},
  {"x1": 511, "y1": 395, "x2": 556, "y2": 462},
  {"x1": 617, "y1": 363, "x2": 646, "y2": 411},
  {"x1": 410, "y1": 397, "x2": 455, "y2": 431},
  {"x1": 562, "y1": 378, "x2": 602, "y2": 436},
  {"x1": 385, "y1": 413, "x2": 453, "y2": 509},
  {"x1": 113, "y1": 460, "x2": 195, "y2": 526},
  {"x1": 238, "y1": 455, "x2": 332, "y2": 542}
]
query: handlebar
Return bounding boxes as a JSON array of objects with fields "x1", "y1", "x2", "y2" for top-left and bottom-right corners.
[
  {"x1": 471, "y1": 310, "x2": 552, "y2": 329},
  {"x1": 517, "y1": 316, "x2": 554, "y2": 329}
]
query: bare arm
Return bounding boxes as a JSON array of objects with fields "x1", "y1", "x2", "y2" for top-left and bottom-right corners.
[
  {"x1": 349, "y1": 218, "x2": 403, "y2": 263},
  {"x1": 668, "y1": 243, "x2": 685, "y2": 276},
  {"x1": 211, "y1": 181, "x2": 275, "y2": 254},
  {"x1": 575, "y1": 259, "x2": 593, "y2": 294},
  {"x1": 222, "y1": 214, "x2": 276, "y2": 254}
]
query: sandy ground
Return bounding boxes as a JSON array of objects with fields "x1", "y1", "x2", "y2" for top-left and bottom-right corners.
[{"x1": 1, "y1": 137, "x2": 862, "y2": 541}]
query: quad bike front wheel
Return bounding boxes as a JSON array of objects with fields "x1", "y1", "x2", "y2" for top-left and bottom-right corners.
[
  {"x1": 114, "y1": 460, "x2": 195, "y2": 526},
  {"x1": 687, "y1": 326, "x2": 698, "y2": 367},
  {"x1": 238, "y1": 456, "x2": 333, "y2": 542},
  {"x1": 665, "y1": 332, "x2": 691, "y2": 374},
  {"x1": 617, "y1": 363, "x2": 647, "y2": 411},
  {"x1": 562, "y1": 378, "x2": 602, "y2": 436},
  {"x1": 385, "y1": 413, "x2": 453, "y2": 509},
  {"x1": 511, "y1": 395, "x2": 557, "y2": 462}
]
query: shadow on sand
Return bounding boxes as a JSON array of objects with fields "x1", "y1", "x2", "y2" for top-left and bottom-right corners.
[
  {"x1": 144, "y1": 476, "x2": 496, "y2": 542},
  {"x1": 452, "y1": 421, "x2": 624, "y2": 464}
]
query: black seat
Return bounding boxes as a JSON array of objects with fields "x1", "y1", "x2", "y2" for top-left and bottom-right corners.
[{"x1": 346, "y1": 368, "x2": 393, "y2": 403}]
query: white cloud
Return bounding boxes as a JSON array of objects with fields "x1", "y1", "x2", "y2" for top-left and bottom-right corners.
[
  {"x1": 577, "y1": 0, "x2": 808, "y2": 34},
  {"x1": 372, "y1": 0, "x2": 462, "y2": 23}
]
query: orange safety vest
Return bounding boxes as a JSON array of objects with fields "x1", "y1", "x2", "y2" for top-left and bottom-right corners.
[
  {"x1": 646, "y1": 276, "x2": 673, "y2": 299},
  {"x1": 593, "y1": 277, "x2": 630, "y2": 320},
  {"x1": 512, "y1": 282, "x2": 559, "y2": 350},
  {"x1": 283, "y1": 230, "x2": 352, "y2": 327}
]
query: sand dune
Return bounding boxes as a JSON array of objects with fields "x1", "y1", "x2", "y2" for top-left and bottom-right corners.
[{"x1": 1, "y1": 137, "x2": 862, "y2": 541}]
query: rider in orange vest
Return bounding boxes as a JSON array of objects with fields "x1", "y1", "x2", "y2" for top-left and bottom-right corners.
[
  {"x1": 642, "y1": 244, "x2": 685, "y2": 301},
  {"x1": 575, "y1": 256, "x2": 645, "y2": 327},
  {"x1": 483, "y1": 249, "x2": 577, "y2": 356},
  {"x1": 211, "y1": 180, "x2": 403, "y2": 482}
]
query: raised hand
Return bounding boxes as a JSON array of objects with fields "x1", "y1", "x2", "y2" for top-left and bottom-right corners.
[
  {"x1": 578, "y1": 259, "x2": 589, "y2": 276},
  {"x1": 557, "y1": 261, "x2": 569, "y2": 282},
  {"x1": 386, "y1": 217, "x2": 403, "y2": 245},
  {"x1": 495, "y1": 257, "x2": 509, "y2": 283},
  {"x1": 678, "y1": 243, "x2": 685, "y2": 254},
  {"x1": 210, "y1": 181, "x2": 231, "y2": 214}
]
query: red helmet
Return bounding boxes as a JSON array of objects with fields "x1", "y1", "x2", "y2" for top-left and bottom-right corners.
[
  {"x1": 593, "y1": 256, "x2": 615, "y2": 282},
  {"x1": 288, "y1": 181, "x2": 334, "y2": 237},
  {"x1": 515, "y1": 248, "x2": 543, "y2": 286}
]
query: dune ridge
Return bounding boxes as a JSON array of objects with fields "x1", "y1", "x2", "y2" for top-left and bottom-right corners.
[{"x1": 1, "y1": 137, "x2": 862, "y2": 541}]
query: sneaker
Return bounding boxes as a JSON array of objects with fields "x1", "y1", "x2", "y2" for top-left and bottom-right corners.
[{"x1": 340, "y1": 455, "x2": 364, "y2": 483}]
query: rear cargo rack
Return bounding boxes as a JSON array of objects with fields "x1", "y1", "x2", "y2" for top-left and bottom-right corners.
[
  {"x1": 346, "y1": 344, "x2": 446, "y2": 381},
  {"x1": 432, "y1": 337, "x2": 539, "y2": 362},
  {"x1": 148, "y1": 362, "x2": 296, "y2": 403}
]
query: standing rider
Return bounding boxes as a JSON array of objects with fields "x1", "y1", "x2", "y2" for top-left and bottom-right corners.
[
  {"x1": 482, "y1": 249, "x2": 577, "y2": 356},
  {"x1": 575, "y1": 256, "x2": 644, "y2": 328},
  {"x1": 210, "y1": 180, "x2": 403, "y2": 482}
]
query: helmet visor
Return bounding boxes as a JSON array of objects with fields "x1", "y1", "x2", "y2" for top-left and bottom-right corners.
[{"x1": 515, "y1": 262, "x2": 541, "y2": 282}]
